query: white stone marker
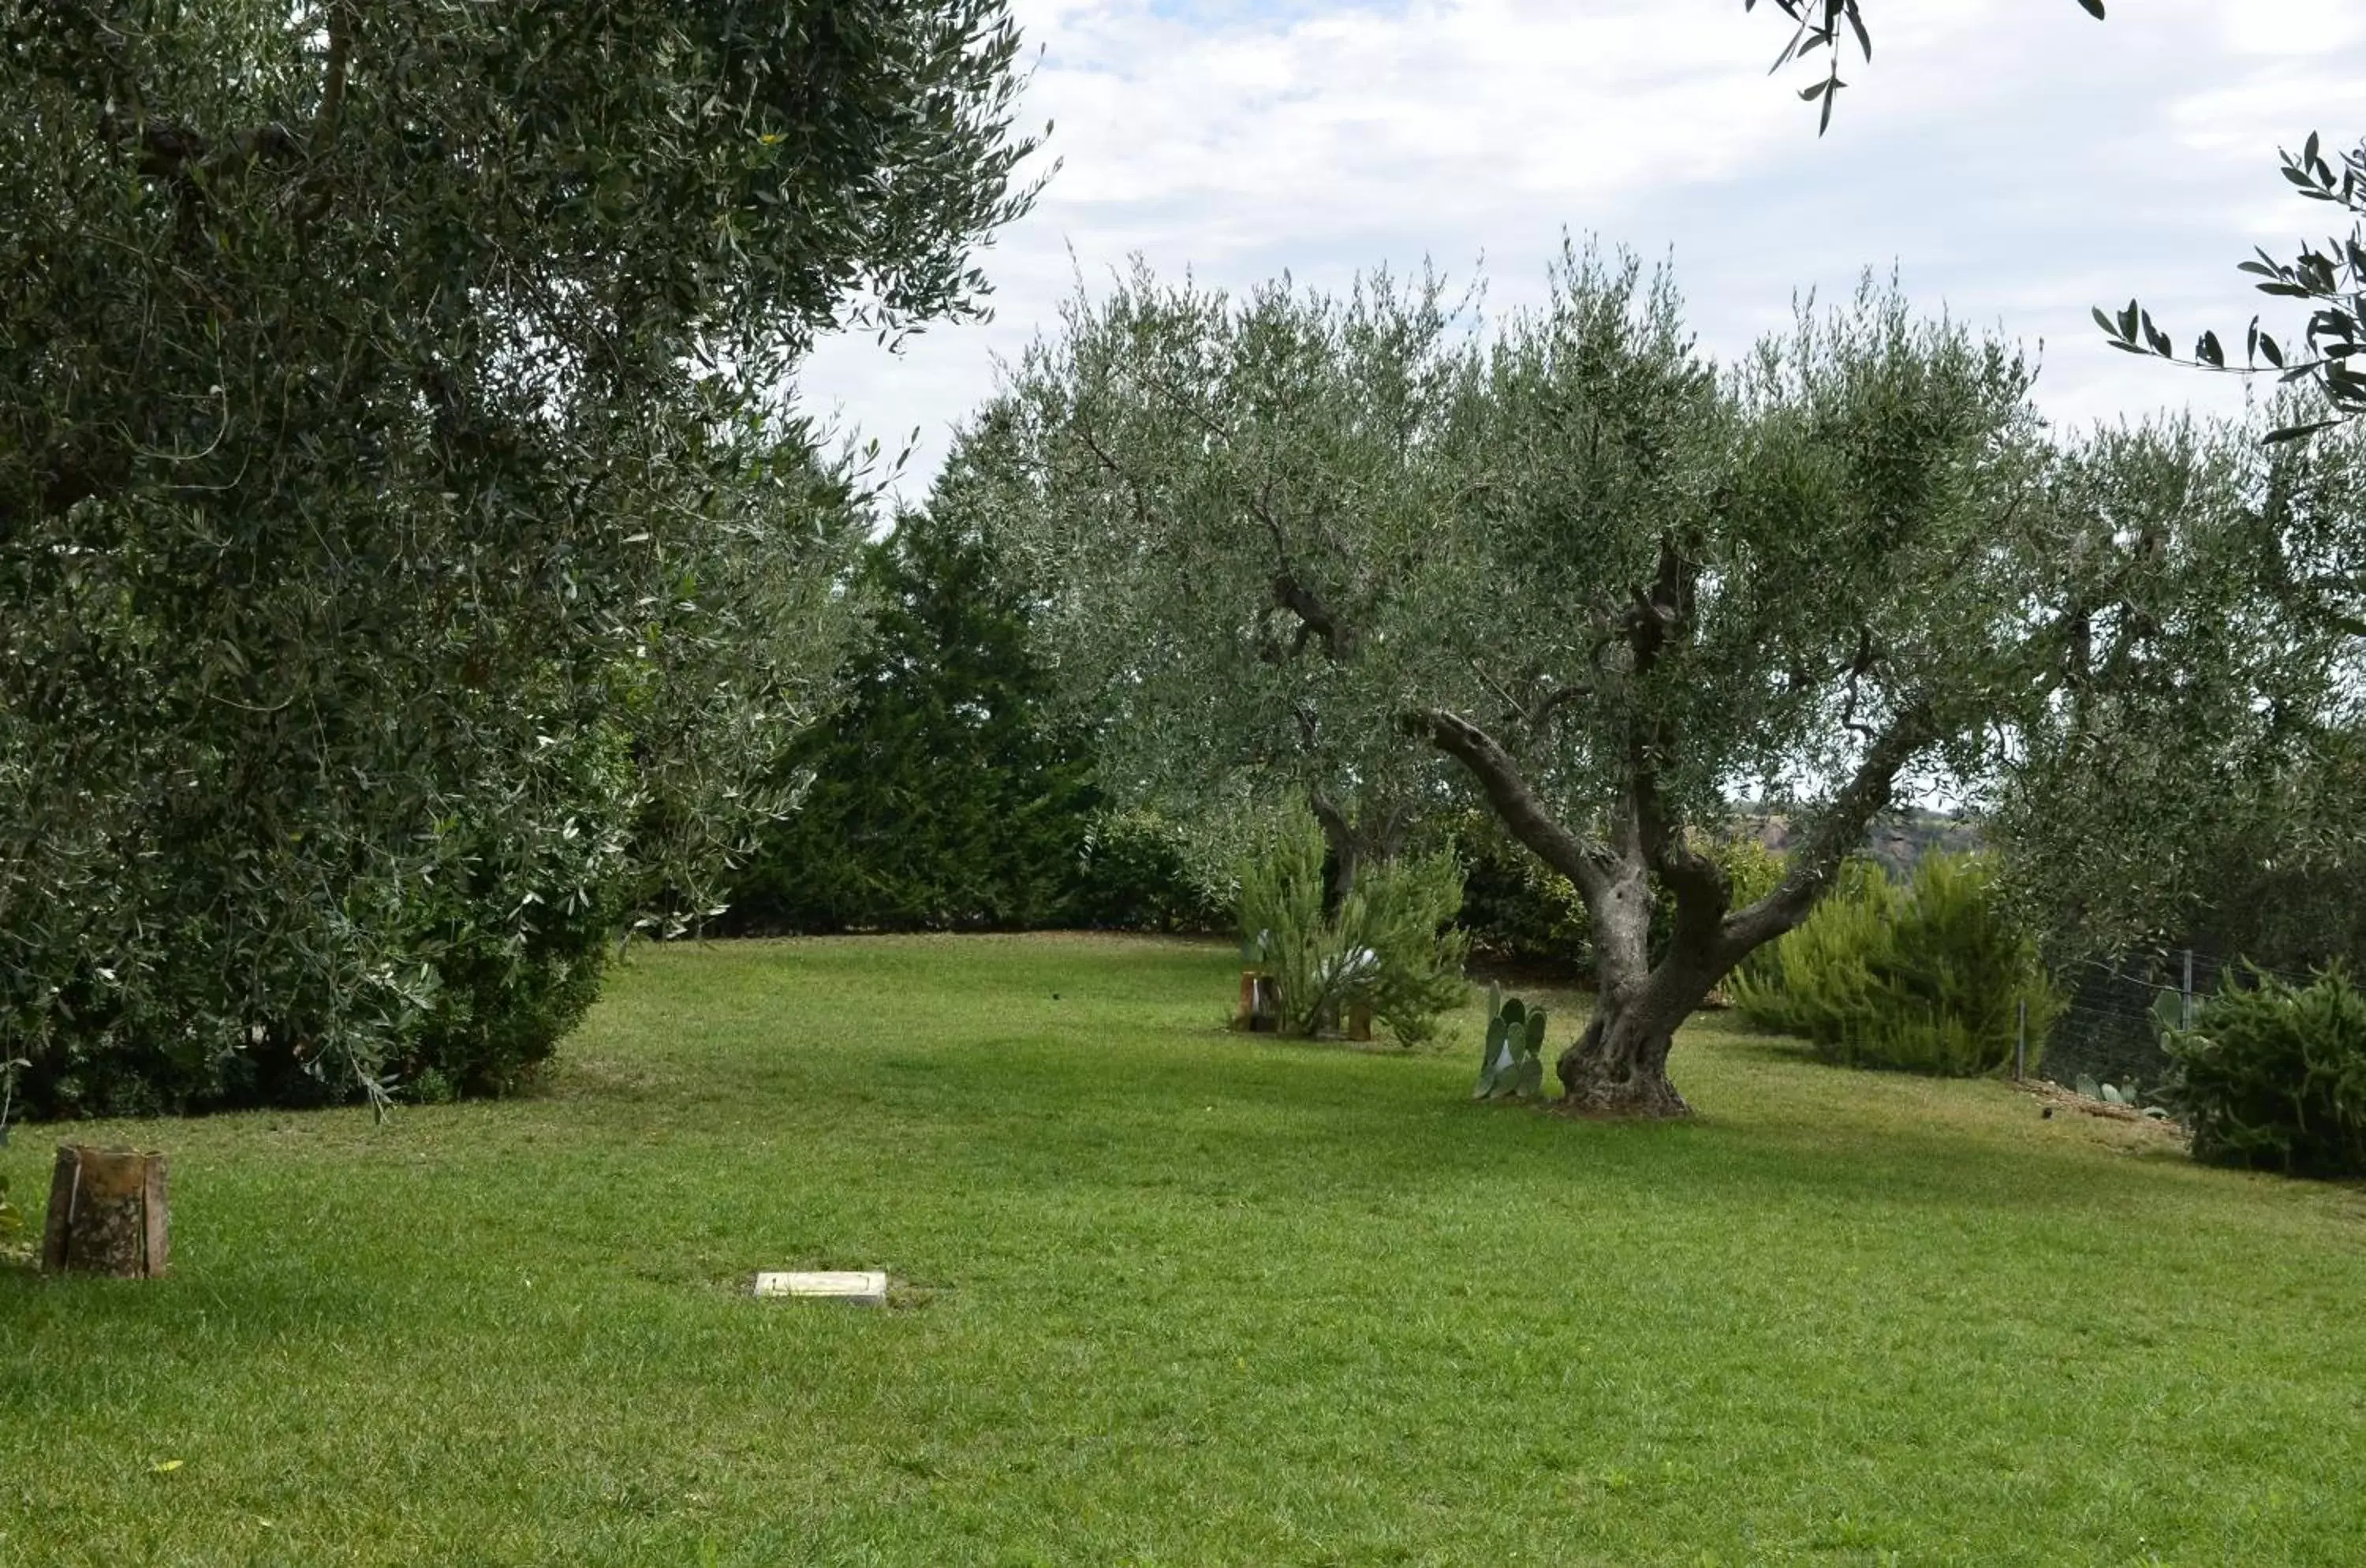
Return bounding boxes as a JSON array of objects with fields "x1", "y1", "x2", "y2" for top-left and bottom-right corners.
[{"x1": 752, "y1": 1269, "x2": 888, "y2": 1305}]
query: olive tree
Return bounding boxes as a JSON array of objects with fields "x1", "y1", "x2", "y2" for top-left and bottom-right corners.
[
  {"x1": 0, "y1": 1, "x2": 1036, "y2": 1112},
  {"x1": 1987, "y1": 416, "x2": 2366, "y2": 967},
  {"x1": 980, "y1": 247, "x2": 2122, "y2": 1115}
]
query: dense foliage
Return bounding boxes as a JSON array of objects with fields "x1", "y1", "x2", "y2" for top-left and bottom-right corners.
[
  {"x1": 1454, "y1": 812, "x2": 1594, "y2": 975},
  {"x1": 1238, "y1": 804, "x2": 1469, "y2": 1045},
  {"x1": 725, "y1": 499, "x2": 1099, "y2": 934},
  {"x1": 0, "y1": 1, "x2": 1036, "y2": 1114},
  {"x1": 721, "y1": 483, "x2": 1225, "y2": 937},
  {"x1": 2168, "y1": 734, "x2": 2366, "y2": 978},
  {"x1": 1733, "y1": 853, "x2": 2062, "y2": 1077},
  {"x1": 1987, "y1": 421, "x2": 2366, "y2": 970},
  {"x1": 1066, "y1": 811, "x2": 1232, "y2": 935},
  {"x1": 2164, "y1": 966, "x2": 2366, "y2": 1178}
]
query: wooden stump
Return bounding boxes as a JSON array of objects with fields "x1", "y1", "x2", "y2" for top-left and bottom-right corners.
[
  {"x1": 1237, "y1": 971, "x2": 1281, "y2": 1032},
  {"x1": 1346, "y1": 1002, "x2": 1373, "y2": 1042},
  {"x1": 41, "y1": 1145, "x2": 169, "y2": 1279}
]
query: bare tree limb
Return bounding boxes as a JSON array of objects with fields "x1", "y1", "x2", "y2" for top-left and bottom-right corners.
[
  {"x1": 1526, "y1": 681, "x2": 1596, "y2": 733},
  {"x1": 313, "y1": 2, "x2": 356, "y2": 149},
  {"x1": 1272, "y1": 572, "x2": 1357, "y2": 661}
]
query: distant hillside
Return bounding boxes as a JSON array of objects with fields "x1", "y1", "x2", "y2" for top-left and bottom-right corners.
[{"x1": 1735, "y1": 808, "x2": 1982, "y2": 879}]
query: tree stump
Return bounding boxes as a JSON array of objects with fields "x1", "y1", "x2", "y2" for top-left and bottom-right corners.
[
  {"x1": 41, "y1": 1145, "x2": 169, "y2": 1279},
  {"x1": 1346, "y1": 1002, "x2": 1373, "y2": 1042},
  {"x1": 1237, "y1": 971, "x2": 1280, "y2": 1032}
]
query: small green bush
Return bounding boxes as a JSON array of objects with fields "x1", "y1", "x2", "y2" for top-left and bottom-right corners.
[
  {"x1": 2166, "y1": 965, "x2": 2366, "y2": 1178},
  {"x1": 1240, "y1": 805, "x2": 1469, "y2": 1044},
  {"x1": 1733, "y1": 852, "x2": 2061, "y2": 1076},
  {"x1": 1338, "y1": 854, "x2": 1473, "y2": 1045},
  {"x1": 9, "y1": 865, "x2": 617, "y2": 1119}
]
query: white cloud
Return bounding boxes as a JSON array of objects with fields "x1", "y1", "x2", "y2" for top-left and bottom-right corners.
[{"x1": 796, "y1": 0, "x2": 2366, "y2": 498}]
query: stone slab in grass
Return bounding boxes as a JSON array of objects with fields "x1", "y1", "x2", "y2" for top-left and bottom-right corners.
[{"x1": 753, "y1": 1269, "x2": 888, "y2": 1305}]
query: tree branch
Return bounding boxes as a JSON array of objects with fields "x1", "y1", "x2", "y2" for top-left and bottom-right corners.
[
  {"x1": 313, "y1": 2, "x2": 356, "y2": 149},
  {"x1": 1526, "y1": 681, "x2": 1595, "y2": 733},
  {"x1": 1614, "y1": 531, "x2": 1722, "y2": 935},
  {"x1": 1272, "y1": 571, "x2": 1357, "y2": 661},
  {"x1": 1621, "y1": 532, "x2": 1695, "y2": 676},
  {"x1": 1413, "y1": 707, "x2": 1611, "y2": 903},
  {"x1": 107, "y1": 114, "x2": 304, "y2": 181},
  {"x1": 1630, "y1": 766, "x2": 1726, "y2": 946},
  {"x1": 1722, "y1": 700, "x2": 1935, "y2": 954}
]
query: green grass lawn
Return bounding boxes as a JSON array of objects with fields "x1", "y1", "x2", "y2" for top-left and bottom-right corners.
[{"x1": 5, "y1": 935, "x2": 2364, "y2": 1566}]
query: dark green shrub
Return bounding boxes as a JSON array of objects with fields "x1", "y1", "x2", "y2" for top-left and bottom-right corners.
[
  {"x1": 1453, "y1": 813, "x2": 1591, "y2": 973},
  {"x1": 2166, "y1": 965, "x2": 2366, "y2": 1178},
  {"x1": 1069, "y1": 810, "x2": 1230, "y2": 933},
  {"x1": 8, "y1": 829, "x2": 622, "y2": 1118},
  {"x1": 1733, "y1": 853, "x2": 2061, "y2": 1075},
  {"x1": 396, "y1": 877, "x2": 624, "y2": 1100},
  {"x1": 723, "y1": 511, "x2": 1098, "y2": 935},
  {"x1": 720, "y1": 504, "x2": 1221, "y2": 938}
]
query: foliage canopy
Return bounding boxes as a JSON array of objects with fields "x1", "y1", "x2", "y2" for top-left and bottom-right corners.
[
  {"x1": 0, "y1": 0, "x2": 1037, "y2": 1112},
  {"x1": 972, "y1": 244, "x2": 2159, "y2": 1114},
  {"x1": 1986, "y1": 419, "x2": 2366, "y2": 969}
]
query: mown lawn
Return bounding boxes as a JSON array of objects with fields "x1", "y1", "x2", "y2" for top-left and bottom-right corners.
[{"x1": 4, "y1": 934, "x2": 2364, "y2": 1566}]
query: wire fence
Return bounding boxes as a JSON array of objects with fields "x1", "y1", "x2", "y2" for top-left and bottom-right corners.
[{"x1": 2039, "y1": 949, "x2": 2331, "y2": 1092}]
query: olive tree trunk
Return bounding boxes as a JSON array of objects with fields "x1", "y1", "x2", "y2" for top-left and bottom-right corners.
[
  {"x1": 1422, "y1": 699, "x2": 1932, "y2": 1118},
  {"x1": 1309, "y1": 790, "x2": 1409, "y2": 909}
]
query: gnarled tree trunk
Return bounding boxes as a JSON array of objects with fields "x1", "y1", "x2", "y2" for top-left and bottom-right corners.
[
  {"x1": 1420, "y1": 686, "x2": 1931, "y2": 1120},
  {"x1": 1557, "y1": 1006, "x2": 1691, "y2": 1118},
  {"x1": 1551, "y1": 878, "x2": 1726, "y2": 1118}
]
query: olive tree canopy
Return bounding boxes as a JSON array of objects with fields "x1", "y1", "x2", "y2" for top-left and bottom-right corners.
[
  {"x1": 1988, "y1": 416, "x2": 2366, "y2": 969},
  {"x1": 976, "y1": 247, "x2": 2184, "y2": 1115}
]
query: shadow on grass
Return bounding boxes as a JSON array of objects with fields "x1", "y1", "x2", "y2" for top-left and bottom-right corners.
[
  {"x1": 1703, "y1": 1030, "x2": 1826, "y2": 1068},
  {"x1": 808, "y1": 1026, "x2": 2195, "y2": 1229}
]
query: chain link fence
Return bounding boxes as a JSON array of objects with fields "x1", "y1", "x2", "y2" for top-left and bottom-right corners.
[{"x1": 2040, "y1": 949, "x2": 2327, "y2": 1092}]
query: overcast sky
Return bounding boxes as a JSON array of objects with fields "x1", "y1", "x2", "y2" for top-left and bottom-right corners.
[{"x1": 797, "y1": 0, "x2": 2366, "y2": 502}]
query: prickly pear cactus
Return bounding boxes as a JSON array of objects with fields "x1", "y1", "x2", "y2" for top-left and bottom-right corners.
[{"x1": 1474, "y1": 991, "x2": 1549, "y2": 1099}]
